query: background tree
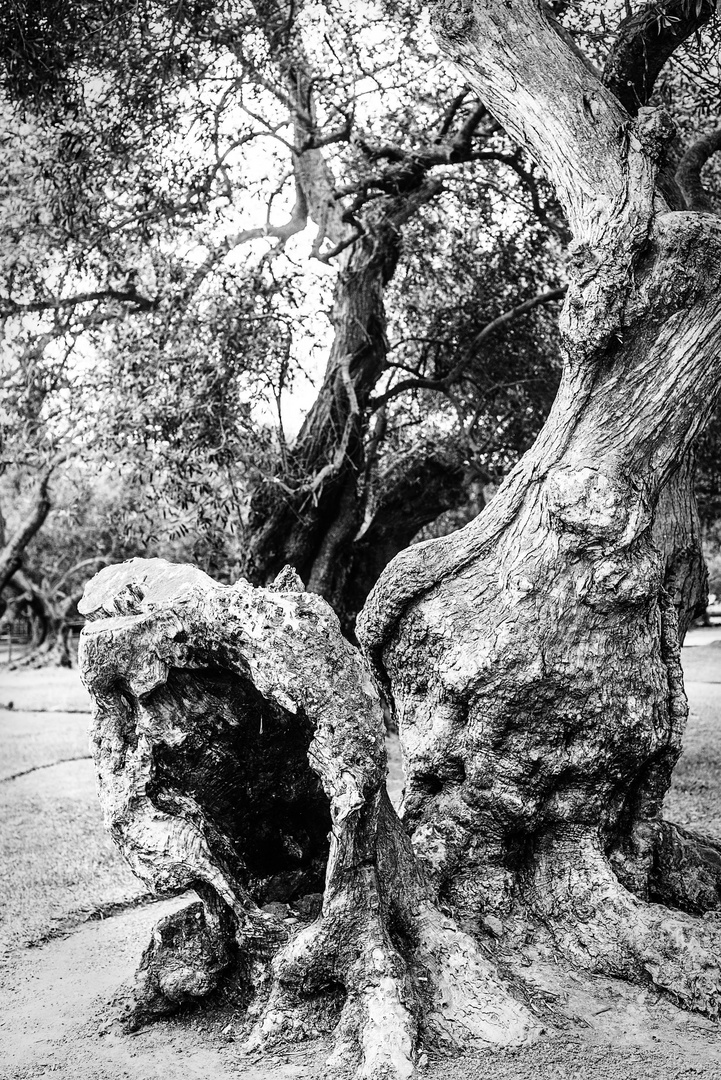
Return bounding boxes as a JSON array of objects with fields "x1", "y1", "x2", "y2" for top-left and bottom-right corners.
[{"x1": 1, "y1": 0, "x2": 572, "y2": 637}]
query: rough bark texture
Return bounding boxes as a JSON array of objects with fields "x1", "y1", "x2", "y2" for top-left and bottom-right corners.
[
  {"x1": 355, "y1": 0, "x2": 721, "y2": 1022},
  {"x1": 652, "y1": 454, "x2": 708, "y2": 642},
  {"x1": 79, "y1": 558, "x2": 538, "y2": 1078},
  {"x1": 599, "y1": 0, "x2": 711, "y2": 643}
]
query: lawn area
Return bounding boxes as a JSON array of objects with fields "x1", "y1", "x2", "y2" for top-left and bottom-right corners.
[
  {"x1": 0, "y1": 710, "x2": 90, "y2": 781},
  {"x1": 664, "y1": 632, "x2": 721, "y2": 841},
  {"x1": 0, "y1": 673, "x2": 144, "y2": 959},
  {"x1": 0, "y1": 668, "x2": 90, "y2": 713},
  {"x1": 0, "y1": 760, "x2": 146, "y2": 957}
]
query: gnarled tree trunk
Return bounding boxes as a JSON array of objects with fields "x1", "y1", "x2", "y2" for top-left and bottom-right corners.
[
  {"x1": 357, "y1": 0, "x2": 721, "y2": 1018},
  {"x1": 78, "y1": 2, "x2": 721, "y2": 1075},
  {"x1": 79, "y1": 558, "x2": 537, "y2": 1078}
]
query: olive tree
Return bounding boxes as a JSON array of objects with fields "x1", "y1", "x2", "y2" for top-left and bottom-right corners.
[{"x1": 79, "y1": 2, "x2": 721, "y2": 1078}]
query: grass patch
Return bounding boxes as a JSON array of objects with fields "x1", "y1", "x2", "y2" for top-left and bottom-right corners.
[
  {"x1": 0, "y1": 759, "x2": 144, "y2": 958},
  {"x1": 0, "y1": 711, "x2": 90, "y2": 780},
  {"x1": 0, "y1": 669, "x2": 91, "y2": 713}
]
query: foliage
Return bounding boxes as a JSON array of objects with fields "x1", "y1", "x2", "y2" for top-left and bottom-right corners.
[{"x1": 0, "y1": 0, "x2": 720, "y2": 611}]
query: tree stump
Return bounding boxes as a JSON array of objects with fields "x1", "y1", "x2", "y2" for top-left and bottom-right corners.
[{"x1": 78, "y1": 557, "x2": 536, "y2": 1079}]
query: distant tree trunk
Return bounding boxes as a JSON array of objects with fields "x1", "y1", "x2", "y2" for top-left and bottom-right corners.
[
  {"x1": 0, "y1": 470, "x2": 53, "y2": 593},
  {"x1": 339, "y1": 442, "x2": 477, "y2": 626},
  {"x1": 11, "y1": 592, "x2": 79, "y2": 668},
  {"x1": 244, "y1": 191, "x2": 441, "y2": 621},
  {"x1": 3, "y1": 578, "x2": 79, "y2": 669}
]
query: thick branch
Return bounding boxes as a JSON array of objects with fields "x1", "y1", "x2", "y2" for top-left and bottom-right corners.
[
  {"x1": 603, "y1": 0, "x2": 717, "y2": 117},
  {"x1": 0, "y1": 284, "x2": 156, "y2": 318},
  {"x1": 370, "y1": 287, "x2": 566, "y2": 410},
  {"x1": 247, "y1": 0, "x2": 351, "y2": 253},
  {"x1": 676, "y1": 128, "x2": 721, "y2": 213},
  {"x1": 429, "y1": 0, "x2": 660, "y2": 246},
  {"x1": 244, "y1": 177, "x2": 447, "y2": 595},
  {"x1": 49, "y1": 555, "x2": 112, "y2": 599}
]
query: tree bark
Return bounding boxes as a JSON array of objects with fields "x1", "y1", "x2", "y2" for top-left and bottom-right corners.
[
  {"x1": 652, "y1": 453, "x2": 708, "y2": 642},
  {"x1": 79, "y1": 558, "x2": 537, "y2": 1076},
  {"x1": 340, "y1": 441, "x2": 473, "y2": 628}
]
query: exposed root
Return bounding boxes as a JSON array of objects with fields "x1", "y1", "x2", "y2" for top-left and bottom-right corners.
[
  {"x1": 246, "y1": 893, "x2": 538, "y2": 1079},
  {"x1": 246, "y1": 873, "x2": 419, "y2": 1079},
  {"x1": 129, "y1": 899, "x2": 235, "y2": 1025},
  {"x1": 527, "y1": 828, "x2": 721, "y2": 1018},
  {"x1": 413, "y1": 905, "x2": 538, "y2": 1050},
  {"x1": 650, "y1": 820, "x2": 721, "y2": 915},
  {"x1": 327, "y1": 946, "x2": 417, "y2": 1080}
]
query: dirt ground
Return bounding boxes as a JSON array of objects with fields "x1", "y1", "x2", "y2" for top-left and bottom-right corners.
[{"x1": 1, "y1": 632, "x2": 721, "y2": 1079}]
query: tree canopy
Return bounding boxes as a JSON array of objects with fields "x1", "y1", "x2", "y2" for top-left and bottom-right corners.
[{"x1": 0, "y1": 0, "x2": 720, "y2": 636}]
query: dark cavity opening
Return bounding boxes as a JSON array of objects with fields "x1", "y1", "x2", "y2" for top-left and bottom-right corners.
[
  {"x1": 414, "y1": 772, "x2": 444, "y2": 796},
  {"x1": 144, "y1": 666, "x2": 331, "y2": 906},
  {"x1": 386, "y1": 898, "x2": 420, "y2": 959}
]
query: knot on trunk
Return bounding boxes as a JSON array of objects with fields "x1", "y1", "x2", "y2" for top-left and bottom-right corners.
[
  {"x1": 544, "y1": 466, "x2": 651, "y2": 546},
  {"x1": 428, "y1": 0, "x2": 476, "y2": 44},
  {"x1": 631, "y1": 107, "x2": 676, "y2": 163}
]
